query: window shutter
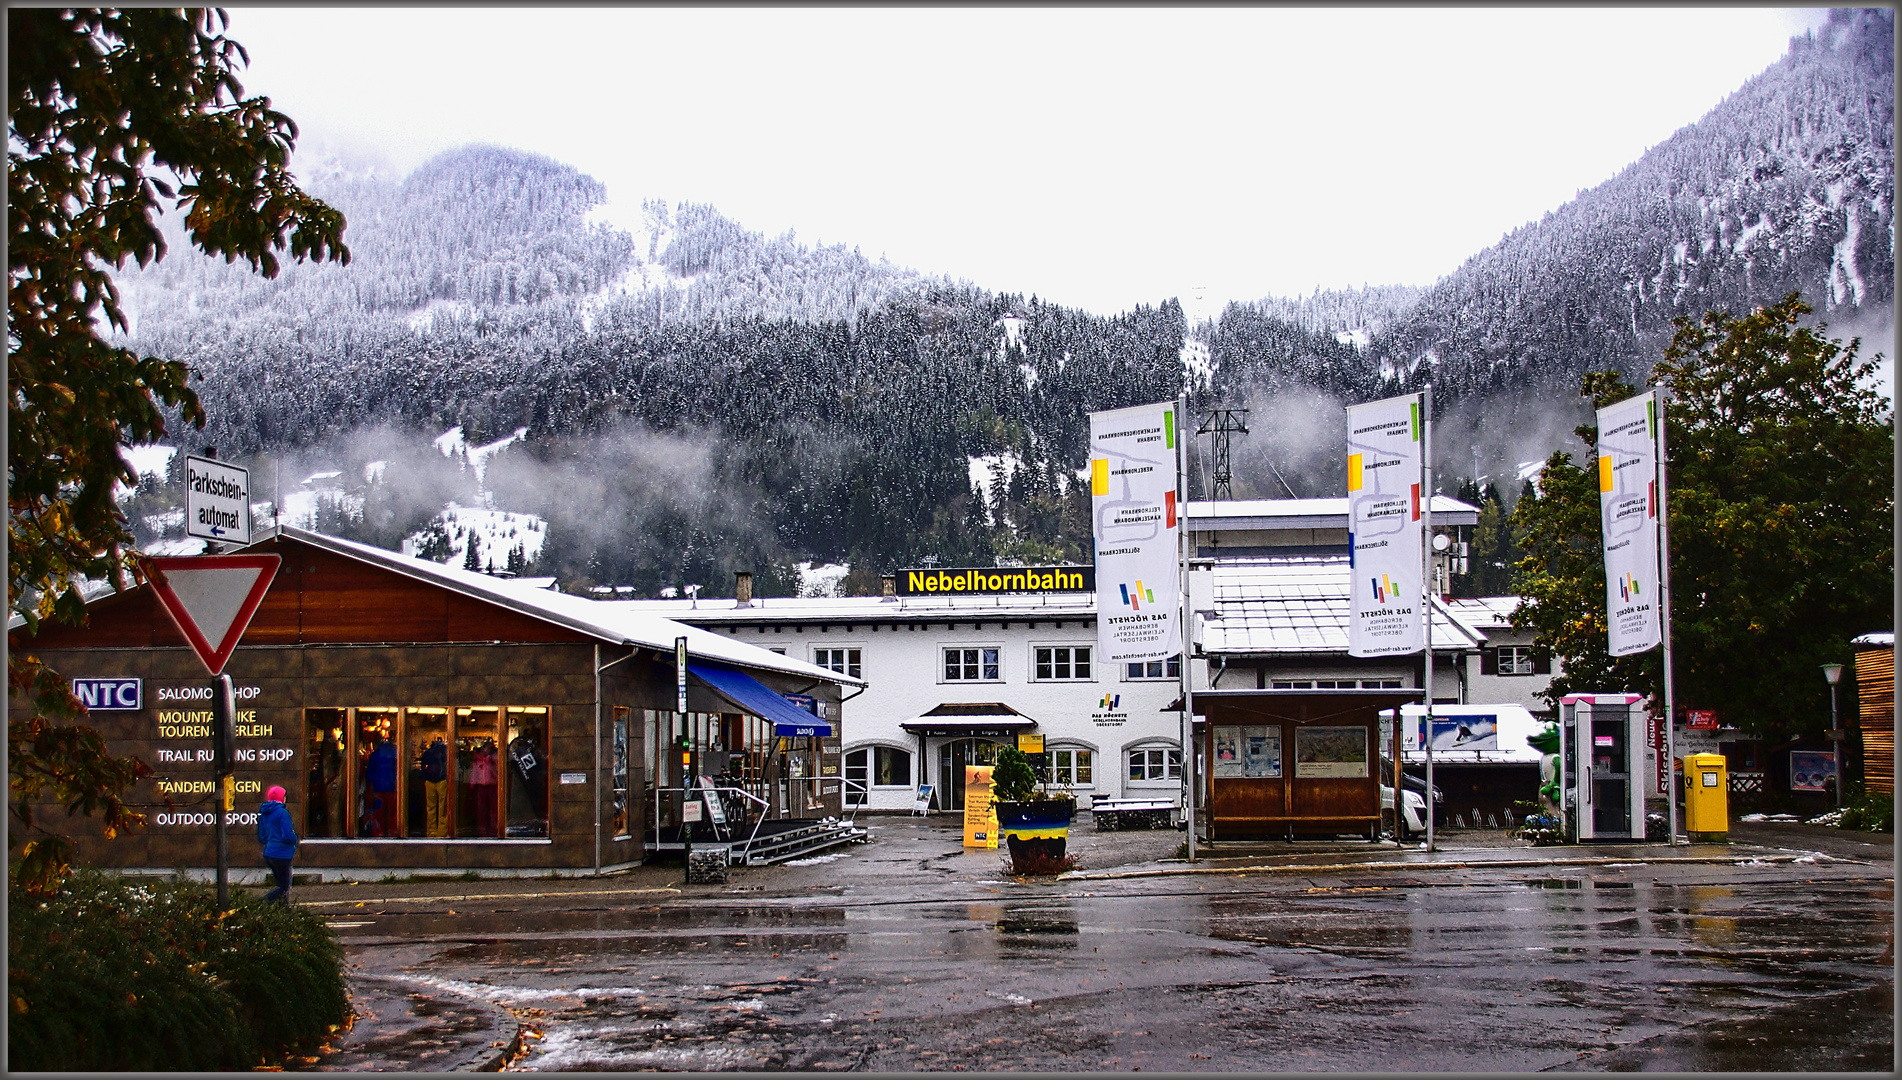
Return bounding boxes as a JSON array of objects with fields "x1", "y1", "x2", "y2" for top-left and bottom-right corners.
[
  {"x1": 1480, "y1": 648, "x2": 1498, "y2": 676},
  {"x1": 1532, "y1": 648, "x2": 1552, "y2": 675}
]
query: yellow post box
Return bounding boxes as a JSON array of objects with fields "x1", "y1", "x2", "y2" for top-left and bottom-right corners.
[{"x1": 1681, "y1": 752, "x2": 1729, "y2": 843}]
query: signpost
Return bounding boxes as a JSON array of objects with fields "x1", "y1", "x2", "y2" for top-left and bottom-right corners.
[
  {"x1": 141, "y1": 554, "x2": 280, "y2": 908},
  {"x1": 185, "y1": 454, "x2": 252, "y2": 546}
]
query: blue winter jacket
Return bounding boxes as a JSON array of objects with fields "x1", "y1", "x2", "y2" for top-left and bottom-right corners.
[{"x1": 257, "y1": 799, "x2": 299, "y2": 860}]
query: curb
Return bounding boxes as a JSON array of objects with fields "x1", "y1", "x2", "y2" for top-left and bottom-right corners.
[{"x1": 1067, "y1": 851, "x2": 1873, "y2": 880}]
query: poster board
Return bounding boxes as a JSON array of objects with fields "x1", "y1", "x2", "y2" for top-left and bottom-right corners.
[
  {"x1": 1789, "y1": 750, "x2": 1837, "y2": 793},
  {"x1": 1294, "y1": 726, "x2": 1369, "y2": 779},
  {"x1": 962, "y1": 766, "x2": 997, "y2": 848},
  {"x1": 1243, "y1": 727, "x2": 1282, "y2": 778}
]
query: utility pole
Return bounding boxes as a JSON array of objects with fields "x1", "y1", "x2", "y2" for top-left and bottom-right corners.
[{"x1": 1196, "y1": 409, "x2": 1250, "y2": 501}]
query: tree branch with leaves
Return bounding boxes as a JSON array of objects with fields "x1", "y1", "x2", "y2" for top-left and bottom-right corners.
[{"x1": 7, "y1": 8, "x2": 348, "y2": 891}]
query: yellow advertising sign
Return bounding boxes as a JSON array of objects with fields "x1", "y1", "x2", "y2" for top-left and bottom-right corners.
[
  {"x1": 962, "y1": 765, "x2": 997, "y2": 848},
  {"x1": 1017, "y1": 732, "x2": 1044, "y2": 753}
]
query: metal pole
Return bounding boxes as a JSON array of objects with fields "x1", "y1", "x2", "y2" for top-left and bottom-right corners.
[
  {"x1": 1655, "y1": 387, "x2": 1679, "y2": 846},
  {"x1": 1830, "y1": 680, "x2": 1842, "y2": 811},
  {"x1": 1179, "y1": 395, "x2": 1197, "y2": 862},
  {"x1": 213, "y1": 673, "x2": 233, "y2": 908},
  {"x1": 1422, "y1": 385, "x2": 1435, "y2": 853}
]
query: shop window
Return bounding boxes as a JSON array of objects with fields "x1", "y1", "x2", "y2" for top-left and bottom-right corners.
[
  {"x1": 1124, "y1": 656, "x2": 1181, "y2": 680},
  {"x1": 873, "y1": 745, "x2": 910, "y2": 787},
  {"x1": 612, "y1": 706, "x2": 631, "y2": 839},
  {"x1": 303, "y1": 708, "x2": 347, "y2": 838},
  {"x1": 406, "y1": 707, "x2": 451, "y2": 838},
  {"x1": 506, "y1": 706, "x2": 551, "y2": 838},
  {"x1": 356, "y1": 708, "x2": 401, "y2": 837},
  {"x1": 944, "y1": 646, "x2": 1001, "y2": 681},
  {"x1": 1034, "y1": 646, "x2": 1092, "y2": 681},
  {"x1": 1127, "y1": 746, "x2": 1181, "y2": 783},
  {"x1": 814, "y1": 647, "x2": 861, "y2": 679},
  {"x1": 1043, "y1": 747, "x2": 1093, "y2": 787},
  {"x1": 456, "y1": 707, "x2": 502, "y2": 838}
]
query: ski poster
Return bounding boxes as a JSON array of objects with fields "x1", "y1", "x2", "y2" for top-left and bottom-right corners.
[
  {"x1": 1346, "y1": 393, "x2": 1424, "y2": 657},
  {"x1": 1089, "y1": 401, "x2": 1182, "y2": 664}
]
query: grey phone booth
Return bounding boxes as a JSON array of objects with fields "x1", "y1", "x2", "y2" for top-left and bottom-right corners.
[{"x1": 1559, "y1": 692, "x2": 1648, "y2": 840}]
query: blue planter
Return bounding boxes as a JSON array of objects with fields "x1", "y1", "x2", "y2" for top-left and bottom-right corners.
[{"x1": 996, "y1": 800, "x2": 1074, "y2": 870}]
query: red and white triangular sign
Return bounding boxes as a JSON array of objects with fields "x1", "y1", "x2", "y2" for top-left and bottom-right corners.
[{"x1": 141, "y1": 555, "x2": 282, "y2": 676}]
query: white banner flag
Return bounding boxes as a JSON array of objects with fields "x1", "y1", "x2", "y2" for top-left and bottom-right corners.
[
  {"x1": 1597, "y1": 393, "x2": 1661, "y2": 656},
  {"x1": 1089, "y1": 401, "x2": 1181, "y2": 663},
  {"x1": 1347, "y1": 394, "x2": 1424, "y2": 657}
]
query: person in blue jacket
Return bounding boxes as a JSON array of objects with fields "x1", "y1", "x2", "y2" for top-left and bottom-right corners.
[{"x1": 257, "y1": 785, "x2": 300, "y2": 904}]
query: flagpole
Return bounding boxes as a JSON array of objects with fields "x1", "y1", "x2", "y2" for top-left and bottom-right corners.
[
  {"x1": 1655, "y1": 387, "x2": 1679, "y2": 846},
  {"x1": 1422, "y1": 385, "x2": 1435, "y2": 853},
  {"x1": 1178, "y1": 394, "x2": 1197, "y2": 862}
]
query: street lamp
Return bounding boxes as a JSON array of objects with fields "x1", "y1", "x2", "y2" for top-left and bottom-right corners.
[{"x1": 1822, "y1": 663, "x2": 1845, "y2": 810}]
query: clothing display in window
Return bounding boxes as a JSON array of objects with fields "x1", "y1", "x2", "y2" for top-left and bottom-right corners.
[{"x1": 420, "y1": 736, "x2": 450, "y2": 837}]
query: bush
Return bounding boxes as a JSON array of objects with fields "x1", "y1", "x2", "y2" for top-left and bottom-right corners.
[
  {"x1": 7, "y1": 872, "x2": 350, "y2": 1071},
  {"x1": 991, "y1": 748, "x2": 1039, "y2": 803},
  {"x1": 1838, "y1": 790, "x2": 1895, "y2": 833}
]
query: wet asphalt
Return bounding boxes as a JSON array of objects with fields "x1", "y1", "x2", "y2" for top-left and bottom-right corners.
[{"x1": 281, "y1": 817, "x2": 1895, "y2": 1072}]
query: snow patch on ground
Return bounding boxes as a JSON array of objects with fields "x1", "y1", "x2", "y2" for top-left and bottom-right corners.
[
  {"x1": 1335, "y1": 328, "x2": 1372, "y2": 349},
  {"x1": 797, "y1": 562, "x2": 851, "y2": 598},
  {"x1": 969, "y1": 453, "x2": 1021, "y2": 508},
  {"x1": 1180, "y1": 335, "x2": 1212, "y2": 389},
  {"x1": 402, "y1": 503, "x2": 547, "y2": 570},
  {"x1": 406, "y1": 298, "x2": 471, "y2": 333},
  {"x1": 783, "y1": 852, "x2": 849, "y2": 866},
  {"x1": 433, "y1": 425, "x2": 529, "y2": 484}
]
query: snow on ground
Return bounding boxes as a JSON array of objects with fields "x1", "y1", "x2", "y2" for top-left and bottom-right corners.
[
  {"x1": 1180, "y1": 335, "x2": 1212, "y2": 389},
  {"x1": 434, "y1": 425, "x2": 529, "y2": 485},
  {"x1": 797, "y1": 561, "x2": 851, "y2": 598},
  {"x1": 402, "y1": 503, "x2": 547, "y2": 570},
  {"x1": 968, "y1": 452, "x2": 1021, "y2": 508}
]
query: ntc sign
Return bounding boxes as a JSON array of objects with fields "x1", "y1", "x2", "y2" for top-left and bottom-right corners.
[
  {"x1": 73, "y1": 678, "x2": 143, "y2": 711},
  {"x1": 896, "y1": 566, "x2": 1094, "y2": 596}
]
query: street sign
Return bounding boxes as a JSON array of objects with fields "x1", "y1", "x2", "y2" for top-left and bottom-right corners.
[
  {"x1": 185, "y1": 455, "x2": 251, "y2": 545},
  {"x1": 142, "y1": 555, "x2": 281, "y2": 675}
]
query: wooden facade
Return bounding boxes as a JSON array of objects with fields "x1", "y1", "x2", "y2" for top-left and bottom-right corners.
[
  {"x1": 10, "y1": 533, "x2": 844, "y2": 875},
  {"x1": 1198, "y1": 689, "x2": 1418, "y2": 840},
  {"x1": 1854, "y1": 641, "x2": 1894, "y2": 795}
]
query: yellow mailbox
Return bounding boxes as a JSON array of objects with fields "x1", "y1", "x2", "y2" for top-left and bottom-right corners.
[{"x1": 1681, "y1": 752, "x2": 1729, "y2": 843}]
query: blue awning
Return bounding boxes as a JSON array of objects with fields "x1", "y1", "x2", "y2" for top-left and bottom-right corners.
[{"x1": 688, "y1": 662, "x2": 834, "y2": 737}]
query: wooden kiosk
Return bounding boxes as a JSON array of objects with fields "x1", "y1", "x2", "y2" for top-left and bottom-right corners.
[{"x1": 1197, "y1": 689, "x2": 1422, "y2": 841}]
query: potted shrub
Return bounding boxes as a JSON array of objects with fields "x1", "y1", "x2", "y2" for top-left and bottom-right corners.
[{"x1": 991, "y1": 746, "x2": 1077, "y2": 873}]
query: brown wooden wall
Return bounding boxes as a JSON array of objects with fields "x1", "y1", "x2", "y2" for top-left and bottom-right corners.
[
  {"x1": 1201, "y1": 693, "x2": 1415, "y2": 839},
  {"x1": 1855, "y1": 646, "x2": 1894, "y2": 795}
]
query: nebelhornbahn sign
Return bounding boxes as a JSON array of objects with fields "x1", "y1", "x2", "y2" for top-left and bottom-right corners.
[{"x1": 895, "y1": 566, "x2": 1093, "y2": 596}]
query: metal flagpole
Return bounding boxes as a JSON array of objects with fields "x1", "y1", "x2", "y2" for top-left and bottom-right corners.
[
  {"x1": 1422, "y1": 385, "x2": 1435, "y2": 853},
  {"x1": 1654, "y1": 387, "x2": 1679, "y2": 846},
  {"x1": 1178, "y1": 395, "x2": 1197, "y2": 862}
]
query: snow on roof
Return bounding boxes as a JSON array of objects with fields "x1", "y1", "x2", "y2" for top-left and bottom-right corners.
[
  {"x1": 270, "y1": 527, "x2": 862, "y2": 686},
  {"x1": 1202, "y1": 555, "x2": 1484, "y2": 655},
  {"x1": 1853, "y1": 632, "x2": 1894, "y2": 649},
  {"x1": 605, "y1": 590, "x2": 1097, "y2": 622},
  {"x1": 1443, "y1": 596, "x2": 1525, "y2": 628}
]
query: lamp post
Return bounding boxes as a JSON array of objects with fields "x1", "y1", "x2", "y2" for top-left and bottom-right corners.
[{"x1": 1822, "y1": 663, "x2": 1844, "y2": 810}]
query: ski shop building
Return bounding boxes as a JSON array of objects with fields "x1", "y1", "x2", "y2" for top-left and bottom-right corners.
[{"x1": 10, "y1": 526, "x2": 862, "y2": 877}]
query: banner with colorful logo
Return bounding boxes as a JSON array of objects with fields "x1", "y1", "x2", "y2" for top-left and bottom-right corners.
[
  {"x1": 1089, "y1": 401, "x2": 1181, "y2": 664},
  {"x1": 1346, "y1": 393, "x2": 1424, "y2": 657},
  {"x1": 1596, "y1": 393, "x2": 1661, "y2": 656}
]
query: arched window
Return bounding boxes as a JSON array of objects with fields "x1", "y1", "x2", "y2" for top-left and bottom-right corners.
[
  {"x1": 1124, "y1": 740, "x2": 1182, "y2": 784},
  {"x1": 1040, "y1": 743, "x2": 1095, "y2": 789}
]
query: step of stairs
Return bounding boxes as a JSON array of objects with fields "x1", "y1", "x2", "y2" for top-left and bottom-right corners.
[{"x1": 734, "y1": 819, "x2": 869, "y2": 865}]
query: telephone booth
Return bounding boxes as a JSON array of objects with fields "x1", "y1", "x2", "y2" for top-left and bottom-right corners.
[{"x1": 1559, "y1": 693, "x2": 1647, "y2": 840}]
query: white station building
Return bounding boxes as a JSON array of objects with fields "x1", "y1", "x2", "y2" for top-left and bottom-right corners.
[{"x1": 611, "y1": 496, "x2": 1564, "y2": 816}]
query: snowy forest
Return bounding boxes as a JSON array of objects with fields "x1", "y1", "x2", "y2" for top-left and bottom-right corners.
[{"x1": 116, "y1": 9, "x2": 1893, "y2": 598}]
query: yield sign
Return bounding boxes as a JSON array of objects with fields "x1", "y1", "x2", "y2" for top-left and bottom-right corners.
[{"x1": 141, "y1": 555, "x2": 281, "y2": 676}]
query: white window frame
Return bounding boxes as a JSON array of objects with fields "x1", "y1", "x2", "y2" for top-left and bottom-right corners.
[
  {"x1": 1125, "y1": 743, "x2": 1182, "y2": 784},
  {"x1": 1041, "y1": 744, "x2": 1095, "y2": 788},
  {"x1": 1122, "y1": 656, "x2": 1182, "y2": 681},
  {"x1": 941, "y1": 645, "x2": 1003, "y2": 683},
  {"x1": 813, "y1": 646, "x2": 862, "y2": 680},
  {"x1": 1497, "y1": 645, "x2": 1536, "y2": 676},
  {"x1": 845, "y1": 743, "x2": 913, "y2": 795},
  {"x1": 1032, "y1": 644, "x2": 1094, "y2": 682}
]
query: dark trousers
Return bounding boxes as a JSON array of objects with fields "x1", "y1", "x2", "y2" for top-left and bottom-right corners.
[{"x1": 264, "y1": 855, "x2": 294, "y2": 903}]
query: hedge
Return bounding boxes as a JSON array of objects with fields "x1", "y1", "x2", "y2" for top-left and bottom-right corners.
[{"x1": 8, "y1": 872, "x2": 351, "y2": 1071}]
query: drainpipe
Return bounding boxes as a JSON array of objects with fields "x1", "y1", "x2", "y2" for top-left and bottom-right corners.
[{"x1": 594, "y1": 644, "x2": 640, "y2": 875}]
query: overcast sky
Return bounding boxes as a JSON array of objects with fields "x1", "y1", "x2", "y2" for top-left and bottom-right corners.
[{"x1": 228, "y1": 6, "x2": 1835, "y2": 320}]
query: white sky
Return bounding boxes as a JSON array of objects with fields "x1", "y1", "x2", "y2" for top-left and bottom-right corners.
[{"x1": 228, "y1": 6, "x2": 1836, "y2": 320}]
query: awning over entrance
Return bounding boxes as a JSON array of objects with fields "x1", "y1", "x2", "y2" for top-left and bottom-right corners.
[
  {"x1": 688, "y1": 662, "x2": 833, "y2": 737},
  {"x1": 900, "y1": 702, "x2": 1037, "y2": 738}
]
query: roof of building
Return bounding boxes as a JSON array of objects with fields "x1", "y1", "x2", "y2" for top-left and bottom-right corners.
[
  {"x1": 1443, "y1": 596, "x2": 1526, "y2": 629},
  {"x1": 1853, "y1": 632, "x2": 1894, "y2": 649},
  {"x1": 605, "y1": 591, "x2": 1097, "y2": 623},
  {"x1": 1186, "y1": 496, "x2": 1480, "y2": 529},
  {"x1": 1202, "y1": 555, "x2": 1485, "y2": 655},
  {"x1": 267, "y1": 527, "x2": 863, "y2": 687}
]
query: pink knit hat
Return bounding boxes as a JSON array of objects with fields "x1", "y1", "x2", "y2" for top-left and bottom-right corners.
[{"x1": 266, "y1": 786, "x2": 287, "y2": 802}]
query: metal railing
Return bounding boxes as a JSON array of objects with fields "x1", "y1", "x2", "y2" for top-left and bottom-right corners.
[{"x1": 650, "y1": 783, "x2": 769, "y2": 852}]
